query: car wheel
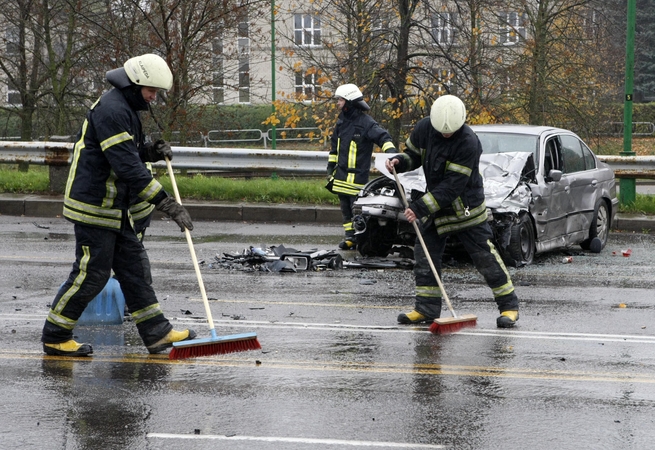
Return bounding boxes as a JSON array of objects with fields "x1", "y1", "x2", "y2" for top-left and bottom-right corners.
[
  {"x1": 507, "y1": 212, "x2": 535, "y2": 266},
  {"x1": 580, "y1": 199, "x2": 610, "y2": 251},
  {"x1": 357, "y1": 220, "x2": 394, "y2": 257}
]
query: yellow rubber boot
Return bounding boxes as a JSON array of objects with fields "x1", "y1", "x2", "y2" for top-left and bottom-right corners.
[
  {"x1": 497, "y1": 310, "x2": 519, "y2": 328},
  {"x1": 147, "y1": 329, "x2": 197, "y2": 354},
  {"x1": 43, "y1": 340, "x2": 93, "y2": 357},
  {"x1": 397, "y1": 310, "x2": 432, "y2": 324},
  {"x1": 338, "y1": 239, "x2": 356, "y2": 250}
]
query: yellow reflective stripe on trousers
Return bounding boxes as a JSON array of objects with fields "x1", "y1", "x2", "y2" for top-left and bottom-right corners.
[
  {"x1": 488, "y1": 239, "x2": 515, "y2": 297},
  {"x1": 343, "y1": 221, "x2": 354, "y2": 232},
  {"x1": 100, "y1": 131, "x2": 133, "y2": 152},
  {"x1": 416, "y1": 285, "x2": 441, "y2": 297},
  {"x1": 131, "y1": 303, "x2": 164, "y2": 324},
  {"x1": 46, "y1": 246, "x2": 92, "y2": 330}
]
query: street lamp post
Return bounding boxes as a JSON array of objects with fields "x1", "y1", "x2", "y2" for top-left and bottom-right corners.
[
  {"x1": 620, "y1": 0, "x2": 637, "y2": 205},
  {"x1": 271, "y1": 0, "x2": 277, "y2": 150}
]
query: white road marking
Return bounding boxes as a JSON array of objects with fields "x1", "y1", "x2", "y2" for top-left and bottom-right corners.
[
  {"x1": 3, "y1": 312, "x2": 655, "y2": 344},
  {"x1": 147, "y1": 433, "x2": 445, "y2": 448}
]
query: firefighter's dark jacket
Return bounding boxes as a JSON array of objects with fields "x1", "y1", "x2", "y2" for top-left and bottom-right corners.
[
  {"x1": 328, "y1": 107, "x2": 396, "y2": 196},
  {"x1": 396, "y1": 119, "x2": 487, "y2": 236},
  {"x1": 63, "y1": 88, "x2": 167, "y2": 230}
]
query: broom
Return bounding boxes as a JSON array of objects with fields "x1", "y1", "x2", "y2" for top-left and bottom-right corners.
[
  {"x1": 163, "y1": 156, "x2": 261, "y2": 359},
  {"x1": 391, "y1": 166, "x2": 477, "y2": 334}
]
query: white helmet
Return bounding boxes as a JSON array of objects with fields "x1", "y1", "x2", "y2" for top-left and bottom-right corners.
[
  {"x1": 430, "y1": 95, "x2": 466, "y2": 133},
  {"x1": 123, "y1": 54, "x2": 173, "y2": 90},
  {"x1": 335, "y1": 83, "x2": 370, "y2": 110}
]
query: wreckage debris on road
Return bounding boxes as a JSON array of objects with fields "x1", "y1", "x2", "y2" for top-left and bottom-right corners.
[{"x1": 207, "y1": 244, "x2": 414, "y2": 272}]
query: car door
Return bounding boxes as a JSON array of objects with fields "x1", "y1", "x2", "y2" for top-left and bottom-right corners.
[
  {"x1": 559, "y1": 133, "x2": 598, "y2": 240},
  {"x1": 531, "y1": 135, "x2": 575, "y2": 248}
]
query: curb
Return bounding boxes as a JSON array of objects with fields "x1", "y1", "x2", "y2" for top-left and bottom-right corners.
[
  {"x1": 0, "y1": 193, "x2": 653, "y2": 233},
  {"x1": 0, "y1": 194, "x2": 343, "y2": 225}
]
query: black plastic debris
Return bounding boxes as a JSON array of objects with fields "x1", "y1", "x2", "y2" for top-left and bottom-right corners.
[{"x1": 208, "y1": 245, "x2": 413, "y2": 272}]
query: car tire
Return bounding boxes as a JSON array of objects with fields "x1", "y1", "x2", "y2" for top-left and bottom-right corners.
[
  {"x1": 507, "y1": 212, "x2": 535, "y2": 266},
  {"x1": 580, "y1": 199, "x2": 610, "y2": 251},
  {"x1": 357, "y1": 220, "x2": 394, "y2": 257}
]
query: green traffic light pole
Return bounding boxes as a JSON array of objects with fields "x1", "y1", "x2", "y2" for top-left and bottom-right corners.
[
  {"x1": 270, "y1": 0, "x2": 277, "y2": 149},
  {"x1": 620, "y1": 0, "x2": 636, "y2": 205}
]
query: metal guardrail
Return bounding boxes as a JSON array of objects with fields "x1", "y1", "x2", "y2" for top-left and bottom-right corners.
[
  {"x1": 1, "y1": 141, "x2": 654, "y2": 177},
  {"x1": 605, "y1": 122, "x2": 655, "y2": 137}
]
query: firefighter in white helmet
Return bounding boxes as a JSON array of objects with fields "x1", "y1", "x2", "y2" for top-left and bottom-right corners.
[
  {"x1": 41, "y1": 54, "x2": 197, "y2": 356},
  {"x1": 327, "y1": 83, "x2": 397, "y2": 250},
  {"x1": 385, "y1": 95, "x2": 520, "y2": 328}
]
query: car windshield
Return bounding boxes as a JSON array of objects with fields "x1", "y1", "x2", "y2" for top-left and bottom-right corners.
[{"x1": 476, "y1": 132, "x2": 539, "y2": 163}]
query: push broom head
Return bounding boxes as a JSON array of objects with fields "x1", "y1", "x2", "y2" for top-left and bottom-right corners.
[
  {"x1": 429, "y1": 314, "x2": 477, "y2": 335},
  {"x1": 169, "y1": 332, "x2": 261, "y2": 360}
]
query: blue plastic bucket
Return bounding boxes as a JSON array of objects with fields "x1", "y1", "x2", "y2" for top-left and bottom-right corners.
[{"x1": 77, "y1": 278, "x2": 126, "y2": 325}]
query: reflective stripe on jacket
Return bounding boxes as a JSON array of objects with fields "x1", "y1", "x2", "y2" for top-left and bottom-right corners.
[
  {"x1": 399, "y1": 119, "x2": 487, "y2": 236},
  {"x1": 328, "y1": 108, "x2": 396, "y2": 196},
  {"x1": 63, "y1": 89, "x2": 167, "y2": 230}
]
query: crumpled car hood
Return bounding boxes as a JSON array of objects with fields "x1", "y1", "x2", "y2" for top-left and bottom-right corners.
[
  {"x1": 479, "y1": 152, "x2": 532, "y2": 213},
  {"x1": 374, "y1": 152, "x2": 532, "y2": 213}
]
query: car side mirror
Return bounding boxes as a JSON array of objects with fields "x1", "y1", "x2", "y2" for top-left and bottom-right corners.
[{"x1": 547, "y1": 169, "x2": 562, "y2": 182}]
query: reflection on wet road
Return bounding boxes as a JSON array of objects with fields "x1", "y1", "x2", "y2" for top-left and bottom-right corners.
[{"x1": 1, "y1": 216, "x2": 655, "y2": 449}]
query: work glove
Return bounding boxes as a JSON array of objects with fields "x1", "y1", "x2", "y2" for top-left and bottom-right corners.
[
  {"x1": 326, "y1": 164, "x2": 336, "y2": 181},
  {"x1": 144, "y1": 139, "x2": 173, "y2": 162},
  {"x1": 156, "y1": 196, "x2": 194, "y2": 232},
  {"x1": 385, "y1": 156, "x2": 402, "y2": 173}
]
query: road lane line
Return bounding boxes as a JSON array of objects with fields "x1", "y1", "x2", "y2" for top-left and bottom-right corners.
[
  {"x1": 147, "y1": 433, "x2": 445, "y2": 448},
  {"x1": 3, "y1": 312, "x2": 655, "y2": 344},
  {"x1": 2, "y1": 353, "x2": 654, "y2": 384}
]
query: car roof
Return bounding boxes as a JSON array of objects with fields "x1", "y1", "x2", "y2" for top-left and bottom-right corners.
[{"x1": 470, "y1": 124, "x2": 574, "y2": 137}]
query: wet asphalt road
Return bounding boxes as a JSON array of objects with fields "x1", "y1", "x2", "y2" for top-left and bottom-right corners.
[{"x1": 1, "y1": 215, "x2": 655, "y2": 450}]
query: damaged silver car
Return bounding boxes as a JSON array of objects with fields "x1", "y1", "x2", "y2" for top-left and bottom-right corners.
[{"x1": 352, "y1": 124, "x2": 618, "y2": 266}]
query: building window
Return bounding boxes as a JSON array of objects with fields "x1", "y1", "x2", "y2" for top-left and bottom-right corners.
[
  {"x1": 6, "y1": 78, "x2": 21, "y2": 105},
  {"x1": 212, "y1": 37, "x2": 224, "y2": 104},
  {"x1": 432, "y1": 13, "x2": 455, "y2": 46},
  {"x1": 295, "y1": 71, "x2": 317, "y2": 101},
  {"x1": 238, "y1": 19, "x2": 250, "y2": 103},
  {"x1": 583, "y1": 8, "x2": 599, "y2": 38},
  {"x1": 430, "y1": 68, "x2": 454, "y2": 96},
  {"x1": 500, "y1": 11, "x2": 527, "y2": 45},
  {"x1": 5, "y1": 28, "x2": 20, "y2": 105},
  {"x1": 294, "y1": 14, "x2": 321, "y2": 47}
]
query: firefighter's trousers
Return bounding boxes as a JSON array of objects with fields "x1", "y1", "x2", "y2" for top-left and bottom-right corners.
[
  {"x1": 41, "y1": 221, "x2": 173, "y2": 347},
  {"x1": 413, "y1": 220, "x2": 519, "y2": 319}
]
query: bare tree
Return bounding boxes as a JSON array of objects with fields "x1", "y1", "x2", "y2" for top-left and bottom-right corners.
[{"x1": 0, "y1": 0, "x2": 45, "y2": 140}]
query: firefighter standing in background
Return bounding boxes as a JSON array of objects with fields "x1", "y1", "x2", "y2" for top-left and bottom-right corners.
[
  {"x1": 386, "y1": 95, "x2": 520, "y2": 328},
  {"x1": 327, "y1": 84, "x2": 397, "y2": 250},
  {"x1": 41, "y1": 54, "x2": 197, "y2": 356}
]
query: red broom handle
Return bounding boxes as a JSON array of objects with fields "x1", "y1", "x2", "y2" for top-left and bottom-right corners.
[
  {"x1": 391, "y1": 166, "x2": 458, "y2": 318},
  {"x1": 165, "y1": 157, "x2": 216, "y2": 331}
]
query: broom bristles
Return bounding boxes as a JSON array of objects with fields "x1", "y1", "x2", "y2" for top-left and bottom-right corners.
[
  {"x1": 169, "y1": 332, "x2": 261, "y2": 360},
  {"x1": 429, "y1": 314, "x2": 477, "y2": 335}
]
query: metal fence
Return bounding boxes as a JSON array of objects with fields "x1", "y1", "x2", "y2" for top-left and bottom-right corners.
[
  {"x1": 605, "y1": 122, "x2": 655, "y2": 137},
  {"x1": 148, "y1": 127, "x2": 325, "y2": 149}
]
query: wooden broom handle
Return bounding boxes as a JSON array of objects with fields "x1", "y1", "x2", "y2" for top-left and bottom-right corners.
[
  {"x1": 391, "y1": 166, "x2": 458, "y2": 318},
  {"x1": 165, "y1": 157, "x2": 216, "y2": 330}
]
